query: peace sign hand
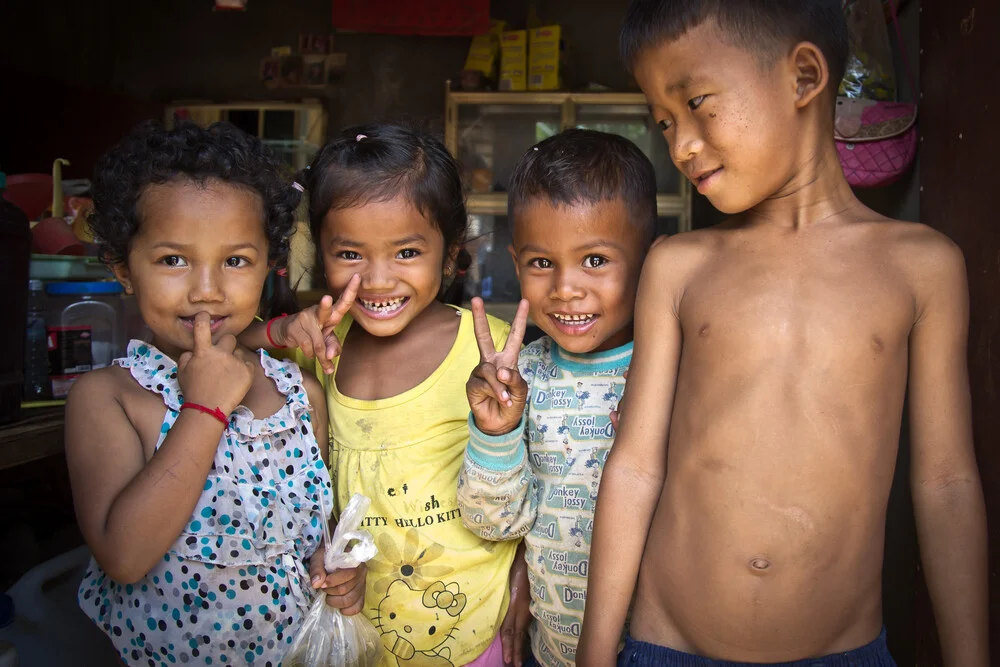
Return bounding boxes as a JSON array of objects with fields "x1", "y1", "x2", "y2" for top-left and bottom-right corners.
[
  {"x1": 272, "y1": 274, "x2": 360, "y2": 374},
  {"x1": 467, "y1": 297, "x2": 530, "y2": 436}
]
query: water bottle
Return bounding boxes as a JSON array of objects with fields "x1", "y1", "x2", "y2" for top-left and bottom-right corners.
[{"x1": 23, "y1": 280, "x2": 50, "y2": 400}]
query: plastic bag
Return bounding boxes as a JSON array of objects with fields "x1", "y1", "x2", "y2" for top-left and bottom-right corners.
[
  {"x1": 284, "y1": 493, "x2": 382, "y2": 667},
  {"x1": 839, "y1": 0, "x2": 896, "y2": 100}
]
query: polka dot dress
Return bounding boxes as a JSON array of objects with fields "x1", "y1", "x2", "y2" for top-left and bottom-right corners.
[{"x1": 78, "y1": 340, "x2": 333, "y2": 667}]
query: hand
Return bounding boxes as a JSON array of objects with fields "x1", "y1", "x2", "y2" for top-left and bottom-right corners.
[
  {"x1": 610, "y1": 370, "x2": 628, "y2": 432},
  {"x1": 178, "y1": 312, "x2": 255, "y2": 415},
  {"x1": 308, "y1": 544, "x2": 367, "y2": 616},
  {"x1": 467, "y1": 298, "x2": 530, "y2": 436},
  {"x1": 501, "y1": 545, "x2": 532, "y2": 667},
  {"x1": 275, "y1": 274, "x2": 360, "y2": 374}
]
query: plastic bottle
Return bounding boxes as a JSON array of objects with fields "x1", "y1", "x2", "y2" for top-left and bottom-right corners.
[
  {"x1": 45, "y1": 281, "x2": 125, "y2": 398},
  {"x1": 23, "y1": 280, "x2": 50, "y2": 400}
]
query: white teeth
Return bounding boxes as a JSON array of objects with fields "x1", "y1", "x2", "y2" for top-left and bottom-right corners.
[
  {"x1": 553, "y1": 313, "x2": 595, "y2": 323},
  {"x1": 360, "y1": 297, "x2": 405, "y2": 311}
]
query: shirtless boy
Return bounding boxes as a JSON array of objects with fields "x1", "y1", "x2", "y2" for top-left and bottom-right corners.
[{"x1": 577, "y1": 1, "x2": 988, "y2": 666}]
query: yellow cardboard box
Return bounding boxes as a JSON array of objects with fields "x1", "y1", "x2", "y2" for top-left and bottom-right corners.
[
  {"x1": 499, "y1": 30, "x2": 528, "y2": 91},
  {"x1": 464, "y1": 20, "x2": 506, "y2": 78},
  {"x1": 528, "y1": 25, "x2": 561, "y2": 90}
]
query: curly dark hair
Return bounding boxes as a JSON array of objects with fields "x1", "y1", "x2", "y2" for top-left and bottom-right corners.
[{"x1": 88, "y1": 120, "x2": 301, "y2": 267}]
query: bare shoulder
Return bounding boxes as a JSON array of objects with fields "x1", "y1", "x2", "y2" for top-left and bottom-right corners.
[
  {"x1": 644, "y1": 228, "x2": 721, "y2": 283},
  {"x1": 66, "y1": 365, "x2": 132, "y2": 414},
  {"x1": 299, "y1": 370, "x2": 327, "y2": 411},
  {"x1": 879, "y1": 220, "x2": 966, "y2": 290}
]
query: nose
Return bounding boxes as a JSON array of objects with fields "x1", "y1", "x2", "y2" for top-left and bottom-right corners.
[
  {"x1": 549, "y1": 267, "x2": 585, "y2": 302},
  {"x1": 360, "y1": 258, "x2": 396, "y2": 292},
  {"x1": 189, "y1": 264, "x2": 225, "y2": 303},
  {"x1": 670, "y1": 121, "x2": 704, "y2": 166}
]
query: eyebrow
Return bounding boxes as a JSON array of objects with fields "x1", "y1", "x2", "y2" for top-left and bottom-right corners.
[
  {"x1": 518, "y1": 240, "x2": 625, "y2": 254},
  {"x1": 666, "y1": 75, "x2": 696, "y2": 93},
  {"x1": 328, "y1": 233, "x2": 429, "y2": 247},
  {"x1": 147, "y1": 241, "x2": 260, "y2": 252}
]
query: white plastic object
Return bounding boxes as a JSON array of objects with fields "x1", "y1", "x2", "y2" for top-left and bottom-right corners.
[{"x1": 283, "y1": 493, "x2": 382, "y2": 667}]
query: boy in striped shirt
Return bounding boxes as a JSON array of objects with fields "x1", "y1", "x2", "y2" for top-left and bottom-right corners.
[{"x1": 458, "y1": 129, "x2": 656, "y2": 667}]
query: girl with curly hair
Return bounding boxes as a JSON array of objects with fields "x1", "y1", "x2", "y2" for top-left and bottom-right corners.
[{"x1": 68, "y1": 120, "x2": 364, "y2": 666}]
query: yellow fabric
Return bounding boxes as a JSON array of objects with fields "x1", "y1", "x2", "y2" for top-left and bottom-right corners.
[{"x1": 295, "y1": 307, "x2": 516, "y2": 667}]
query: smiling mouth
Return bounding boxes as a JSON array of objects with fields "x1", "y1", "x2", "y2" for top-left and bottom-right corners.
[
  {"x1": 552, "y1": 313, "x2": 597, "y2": 325},
  {"x1": 694, "y1": 167, "x2": 721, "y2": 185},
  {"x1": 357, "y1": 296, "x2": 408, "y2": 316}
]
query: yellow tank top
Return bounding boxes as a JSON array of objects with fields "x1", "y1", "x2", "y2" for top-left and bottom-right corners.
[{"x1": 298, "y1": 307, "x2": 515, "y2": 667}]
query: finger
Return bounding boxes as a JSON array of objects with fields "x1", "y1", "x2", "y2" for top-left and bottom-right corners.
[
  {"x1": 338, "y1": 574, "x2": 367, "y2": 616},
  {"x1": 177, "y1": 351, "x2": 193, "y2": 372},
  {"x1": 297, "y1": 330, "x2": 316, "y2": 360},
  {"x1": 474, "y1": 362, "x2": 511, "y2": 405},
  {"x1": 514, "y1": 630, "x2": 526, "y2": 667},
  {"x1": 315, "y1": 295, "x2": 334, "y2": 330},
  {"x1": 505, "y1": 367, "x2": 529, "y2": 405},
  {"x1": 470, "y1": 297, "x2": 498, "y2": 360},
  {"x1": 499, "y1": 299, "x2": 530, "y2": 365},
  {"x1": 309, "y1": 549, "x2": 327, "y2": 587},
  {"x1": 215, "y1": 333, "x2": 237, "y2": 354},
  {"x1": 501, "y1": 625, "x2": 513, "y2": 665},
  {"x1": 192, "y1": 311, "x2": 213, "y2": 350},
  {"x1": 309, "y1": 326, "x2": 329, "y2": 369},
  {"x1": 328, "y1": 274, "x2": 360, "y2": 325},
  {"x1": 323, "y1": 335, "x2": 342, "y2": 363},
  {"x1": 324, "y1": 568, "x2": 367, "y2": 611},
  {"x1": 610, "y1": 410, "x2": 619, "y2": 432}
]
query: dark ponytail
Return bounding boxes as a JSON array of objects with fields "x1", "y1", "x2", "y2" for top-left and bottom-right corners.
[{"x1": 441, "y1": 247, "x2": 472, "y2": 306}]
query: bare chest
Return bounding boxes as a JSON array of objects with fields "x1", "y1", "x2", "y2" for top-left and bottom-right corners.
[{"x1": 681, "y1": 248, "x2": 915, "y2": 368}]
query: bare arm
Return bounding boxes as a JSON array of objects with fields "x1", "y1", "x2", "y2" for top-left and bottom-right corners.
[
  {"x1": 302, "y1": 372, "x2": 330, "y2": 467},
  {"x1": 907, "y1": 237, "x2": 988, "y2": 667},
  {"x1": 578, "y1": 239, "x2": 686, "y2": 666},
  {"x1": 67, "y1": 320, "x2": 254, "y2": 584}
]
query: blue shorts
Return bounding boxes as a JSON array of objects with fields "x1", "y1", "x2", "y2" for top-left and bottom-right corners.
[{"x1": 617, "y1": 629, "x2": 897, "y2": 667}]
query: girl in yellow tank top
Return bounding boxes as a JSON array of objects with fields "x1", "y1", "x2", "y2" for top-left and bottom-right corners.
[{"x1": 248, "y1": 125, "x2": 527, "y2": 667}]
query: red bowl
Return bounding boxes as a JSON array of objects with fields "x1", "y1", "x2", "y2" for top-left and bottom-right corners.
[
  {"x1": 32, "y1": 217, "x2": 84, "y2": 256},
  {"x1": 3, "y1": 174, "x2": 53, "y2": 220}
]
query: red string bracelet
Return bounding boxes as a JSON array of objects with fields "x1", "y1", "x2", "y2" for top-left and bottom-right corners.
[
  {"x1": 266, "y1": 314, "x2": 288, "y2": 348},
  {"x1": 180, "y1": 402, "x2": 229, "y2": 426}
]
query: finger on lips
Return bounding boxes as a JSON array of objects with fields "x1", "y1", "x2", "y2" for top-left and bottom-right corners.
[{"x1": 192, "y1": 311, "x2": 213, "y2": 348}]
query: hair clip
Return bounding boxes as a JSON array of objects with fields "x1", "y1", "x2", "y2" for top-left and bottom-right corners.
[
  {"x1": 532, "y1": 146, "x2": 539, "y2": 151},
  {"x1": 292, "y1": 182, "x2": 304, "y2": 192},
  {"x1": 276, "y1": 268, "x2": 288, "y2": 277},
  {"x1": 356, "y1": 133, "x2": 367, "y2": 142}
]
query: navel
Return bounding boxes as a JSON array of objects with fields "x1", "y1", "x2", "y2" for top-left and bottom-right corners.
[
  {"x1": 747, "y1": 556, "x2": 772, "y2": 574},
  {"x1": 871, "y1": 335, "x2": 884, "y2": 353},
  {"x1": 698, "y1": 323, "x2": 711, "y2": 337}
]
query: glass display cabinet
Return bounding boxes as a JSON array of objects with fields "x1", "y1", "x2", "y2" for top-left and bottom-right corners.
[{"x1": 443, "y1": 82, "x2": 690, "y2": 317}]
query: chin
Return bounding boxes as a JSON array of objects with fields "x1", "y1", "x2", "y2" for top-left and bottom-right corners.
[{"x1": 546, "y1": 331, "x2": 602, "y2": 354}]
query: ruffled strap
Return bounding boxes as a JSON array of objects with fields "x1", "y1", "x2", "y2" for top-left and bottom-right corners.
[
  {"x1": 114, "y1": 339, "x2": 183, "y2": 412},
  {"x1": 227, "y1": 350, "x2": 314, "y2": 441}
]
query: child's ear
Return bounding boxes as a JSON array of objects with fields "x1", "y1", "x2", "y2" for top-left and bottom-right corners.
[
  {"x1": 111, "y1": 262, "x2": 134, "y2": 295},
  {"x1": 507, "y1": 244, "x2": 521, "y2": 281},
  {"x1": 789, "y1": 41, "x2": 829, "y2": 110}
]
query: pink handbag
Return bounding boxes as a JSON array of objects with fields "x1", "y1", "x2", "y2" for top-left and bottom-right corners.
[
  {"x1": 835, "y1": 98, "x2": 917, "y2": 188},
  {"x1": 834, "y1": 0, "x2": 917, "y2": 188}
]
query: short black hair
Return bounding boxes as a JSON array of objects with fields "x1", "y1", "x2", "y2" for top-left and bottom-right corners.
[
  {"x1": 305, "y1": 124, "x2": 468, "y2": 258},
  {"x1": 620, "y1": 0, "x2": 849, "y2": 93},
  {"x1": 89, "y1": 120, "x2": 300, "y2": 267},
  {"x1": 507, "y1": 129, "x2": 657, "y2": 244}
]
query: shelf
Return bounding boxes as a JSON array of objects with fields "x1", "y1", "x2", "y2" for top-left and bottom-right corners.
[
  {"x1": 447, "y1": 90, "x2": 648, "y2": 106},
  {"x1": 465, "y1": 193, "x2": 688, "y2": 218}
]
